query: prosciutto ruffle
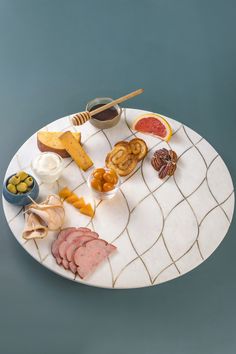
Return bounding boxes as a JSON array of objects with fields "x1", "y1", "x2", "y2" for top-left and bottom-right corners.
[{"x1": 22, "y1": 194, "x2": 65, "y2": 240}]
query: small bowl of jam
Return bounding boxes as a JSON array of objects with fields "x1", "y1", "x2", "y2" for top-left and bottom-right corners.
[{"x1": 86, "y1": 97, "x2": 122, "y2": 129}]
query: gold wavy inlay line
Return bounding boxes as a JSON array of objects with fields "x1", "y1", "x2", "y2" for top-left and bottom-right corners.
[
  {"x1": 111, "y1": 189, "x2": 131, "y2": 244},
  {"x1": 8, "y1": 207, "x2": 24, "y2": 224},
  {"x1": 152, "y1": 186, "x2": 233, "y2": 286},
  {"x1": 112, "y1": 187, "x2": 153, "y2": 286},
  {"x1": 140, "y1": 128, "x2": 208, "y2": 281},
  {"x1": 124, "y1": 108, "x2": 138, "y2": 138},
  {"x1": 126, "y1": 228, "x2": 152, "y2": 284},
  {"x1": 101, "y1": 130, "x2": 112, "y2": 150},
  {"x1": 152, "y1": 262, "x2": 176, "y2": 284},
  {"x1": 72, "y1": 181, "x2": 87, "y2": 193},
  {"x1": 198, "y1": 190, "x2": 234, "y2": 227},
  {"x1": 157, "y1": 127, "x2": 233, "y2": 272},
  {"x1": 107, "y1": 257, "x2": 115, "y2": 288},
  {"x1": 206, "y1": 156, "x2": 231, "y2": 222},
  {"x1": 33, "y1": 239, "x2": 42, "y2": 261},
  {"x1": 83, "y1": 129, "x2": 102, "y2": 145},
  {"x1": 196, "y1": 240, "x2": 204, "y2": 260},
  {"x1": 182, "y1": 127, "x2": 231, "y2": 224},
  {"x1": 41, "y1": 253, "x2": 50, "y2": 263},
  {"x1": 113, "y1": 124, "x2": 192, "y2": 286}
]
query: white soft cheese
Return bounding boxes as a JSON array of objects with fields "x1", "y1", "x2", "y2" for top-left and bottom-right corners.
[{"x1": 32, "y1": 152, "x2": 63, "y2": 183}]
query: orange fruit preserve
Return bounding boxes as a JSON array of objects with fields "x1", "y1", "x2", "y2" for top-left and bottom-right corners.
[{"x1": 90, "y1": 168, "x2": 118, "y2": 192}]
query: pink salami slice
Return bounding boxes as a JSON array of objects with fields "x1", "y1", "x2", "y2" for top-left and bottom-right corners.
[
  {"x1": 58, "y1": 230, "x2": 95, "y2": 259},
  {"x1": 74, "y1": 239, "x2": 116, "y2": 279},
  {"x1": 58, "y1": 229, "x2": 99, "y2": 260},
  {"x1": 62, "y1": 259, "x2": 69, "y2": 270},
  {"x1": 76, "y1": 227, "x2": 93, "y2": 233},
  {"x1": 66, "y1": 236, "x2": 95, "y2": 262},
  {"x1": 69, "y1": 261, "x2": 77, "y2": 274},
  {"x1": 51, "y1": 227, "x2": 76, "y2": 264},
  {"x1": 66, "y1": 230, "x2": 99, "y2": 243}
]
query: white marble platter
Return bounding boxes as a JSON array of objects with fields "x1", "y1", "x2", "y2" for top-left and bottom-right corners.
[{"x1": 2, "y1": 108, "x2": 235, "y2": 288}]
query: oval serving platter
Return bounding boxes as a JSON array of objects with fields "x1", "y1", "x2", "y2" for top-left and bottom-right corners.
[{"x1": 2, "y1": 108, "x2": 234, "y2": 289}]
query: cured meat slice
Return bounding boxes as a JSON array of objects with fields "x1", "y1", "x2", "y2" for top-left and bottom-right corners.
[
  {"x1": 65, "y1": 237, "x2": 89, "y2": 262},
  {"x1": 74, "y1": 239, "x2": 116, "y2": 279},
  {"x1": 58, "y1": 230, "x2": 99, "y2": 260},
  {"x1": 77, "y1": 227, "x2": 93, "y2": 233},
  {"x1": 66, "y1": 236, "x2": 98, "y2": 274},
  {"x1": 66, "y1": 230, "x2": 99, "y2": 243},
  {"x1": 66, "y1": 236, "x2": 95, "y2": 262},
  {"x1": 51, "y1": 227, "x2": 76, "y2": 264},
  {"x1": 62, "y1": 259, "x2": 69, "y2": 270},
  {"x1": 69, "y1": 261, "x2": 77, "y2": 274},
  {"x1": 59, "y1": 231, "x2": 91, "y2": 259},
  {"x1": 22, "y1": 213, "x2": 48, "y2": 240},
  {"x1": 27, "y1": 194, "x2": 65, "y2": 230}
]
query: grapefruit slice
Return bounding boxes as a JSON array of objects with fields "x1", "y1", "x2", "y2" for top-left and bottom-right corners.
[{"x1": 132, "y1": 113, "x2": 172, "y2": 141}]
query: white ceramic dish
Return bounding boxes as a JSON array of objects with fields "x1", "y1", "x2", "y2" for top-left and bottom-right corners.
[{"x1": 2, "y1": 108, "x2": 234, "y2": 289}]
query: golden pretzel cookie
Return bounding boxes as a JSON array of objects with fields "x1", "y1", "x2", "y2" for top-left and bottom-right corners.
[
  {"x1": 105, "y1": 137, "x2": 148, "y2": 176},
  {"x1": 129, "y1": 138, "x2": 148, "y2": 161},
  {"x1": 109, "y1": 145, "x2": 131, "y2": 165},
  {"x1": 106, "y1": 154, "x2": 137, "y2": 176},
  {"x1": 116, "y1": 154, "x2": 138, "y2": 176}
]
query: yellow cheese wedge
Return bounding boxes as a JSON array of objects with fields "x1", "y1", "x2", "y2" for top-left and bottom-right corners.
[
  {"x1": 79, "y1": 203, "x2": 94, "y2": 217},
  {"x1": 66, "y1": 194, "x2": 79, "y2": 204},
  {"x1": 59, "y1": 131, "x2": 93, "y2": 171},
  {"x1": 73, "y1": 198, "x2": 86, "y2": 209},
  {"x1": 37, "y1": 131, "x2": 81, "y2": 158},
  {"x1": 59, "y1": 187, "x2": 72, "y2": 199}
]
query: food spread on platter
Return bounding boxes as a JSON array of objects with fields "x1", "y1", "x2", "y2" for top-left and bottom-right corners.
[
  {"x1": 59, "y1": 131, "x2": 93, "y2": 171},
  {"x1": 32, "y1": 152, "x2": 64, "y2": 183},
  {"x1": 7, "y1": 171, "x2": 34, "y2": 194},
  {"x1": 151, "y1": 148, "x2": 178, "y2": 179},
  {"x1": 90, "y1": 168, "x2": 118, "y2": 192},
  {"x1": 51, "y1": 227, "x2": 116, "y2": 278},
  {"x1": 23, "y1": 195, "x2": 65, "y2": 240},
  {"x1": 132, "y1": 113, "x2": 172, "y2": 141},
  {"x1": 37, "y1": 131, "x2": 81, "y2": 157},
  {"x1": 59, "y1": 187, "x2": 94, "y2": 217},
  {"x1": 105, "y1": 138, "x2": 148, "y2": 176},
  {"x1": 3, "y1": 100, "x2": 183, "y2": 281}
]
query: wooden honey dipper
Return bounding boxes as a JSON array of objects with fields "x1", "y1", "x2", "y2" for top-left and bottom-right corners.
[{"x1": 72, "y1": 88, "x2": 144, "y2": 126}]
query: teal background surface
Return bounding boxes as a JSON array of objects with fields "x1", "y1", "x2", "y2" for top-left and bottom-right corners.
[{"x1": 0, "y1": 1, "x2": 235, "y2": 353}]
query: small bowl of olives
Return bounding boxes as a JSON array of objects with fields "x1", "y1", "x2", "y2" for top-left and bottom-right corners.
[{"x1": 3, "y1": 171, "x2": 39, "y2": 206}]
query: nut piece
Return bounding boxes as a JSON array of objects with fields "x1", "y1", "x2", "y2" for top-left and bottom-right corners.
[
  {"x1": 151, "y1": 154, "x2": 164, "y2": 171},
  {"x1": 151, "y1": 148, "x2": 178, "y2": 179}
]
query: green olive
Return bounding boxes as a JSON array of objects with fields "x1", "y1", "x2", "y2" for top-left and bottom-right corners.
[
  {"x1": 16, "y1": 182, "x2": 28, "y2": 193},
  {"x1": 8, "y1": 175, "x2": 21, "y2": 185},
  {"x1": 24, "y1": 176, "x2": 34, "y2": 187},
  {"x1": 7, "y1": 183, "x2": 17, "y2": 194},
  {"x1": 16, "y1": 171, "x2": 28, "y2": 181}
]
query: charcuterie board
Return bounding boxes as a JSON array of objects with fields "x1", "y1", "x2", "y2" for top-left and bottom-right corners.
[{"x1": 2, "y1": 108, "x2": 234, "y2": 288}]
